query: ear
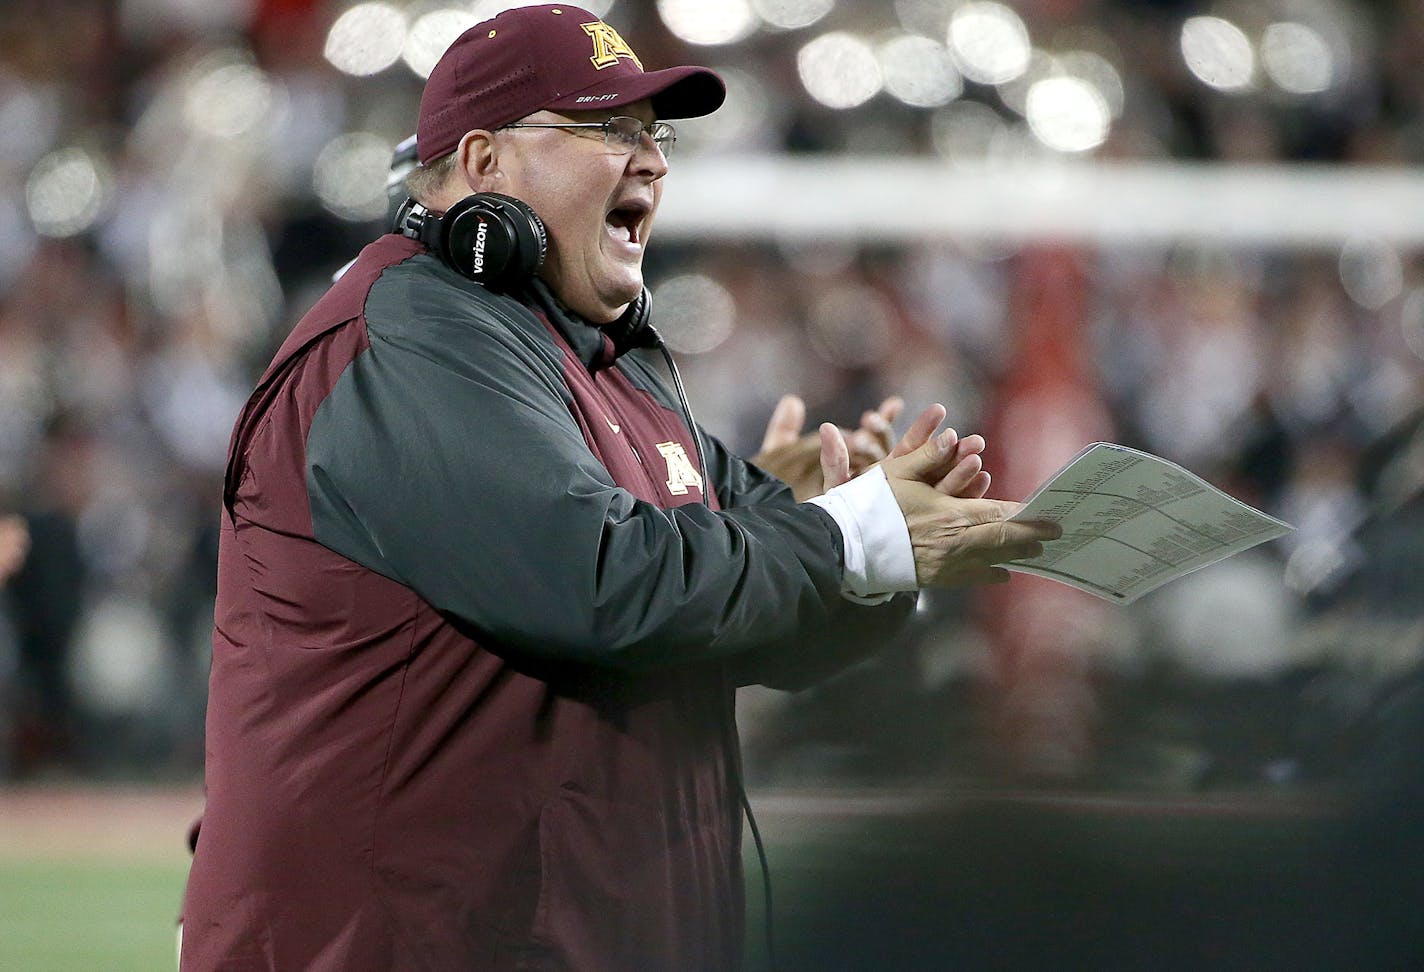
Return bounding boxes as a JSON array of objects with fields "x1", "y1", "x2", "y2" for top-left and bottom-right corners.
[{"x1": 456, "y1": 130, "x2": 502, "y2": 194}]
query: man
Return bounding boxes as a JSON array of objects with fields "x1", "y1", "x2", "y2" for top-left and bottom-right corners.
[{"x1": 180, "y1": 6, "x2": 1057, "y2": 970}]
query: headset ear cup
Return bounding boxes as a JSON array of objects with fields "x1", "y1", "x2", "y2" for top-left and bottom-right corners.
[
  {"x1": 604, "y1": 287, "x2": 657, "y2": 353},
  {"x1": 438, "y1": 193, "x2": 547, "y2": 289},
  {"x1": 626, "y1": 287, "x2": 651, "y2": 337},
  {"x1": 506, "y1": 198, "x2": 548, "y2": 278},
  {"x1": 439, "y1": 196, "x2": 513, "y2": 284}
]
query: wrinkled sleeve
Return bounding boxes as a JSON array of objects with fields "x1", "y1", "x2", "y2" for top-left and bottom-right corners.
[
  {"x1": 694, "y1": 428, "x2": 917, "y2": 690},
  {"x1": 305, "y1": 300, "x2": 866, "y2": 671}
]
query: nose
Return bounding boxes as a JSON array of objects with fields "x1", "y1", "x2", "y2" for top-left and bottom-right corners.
[{"x1": 629, "y1": 133, "x2": 669, "y2": 180}]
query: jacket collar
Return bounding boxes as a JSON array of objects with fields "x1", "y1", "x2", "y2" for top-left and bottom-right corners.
[{"x1": 528, "y1": 279, "x2": 619, "y2": 372}]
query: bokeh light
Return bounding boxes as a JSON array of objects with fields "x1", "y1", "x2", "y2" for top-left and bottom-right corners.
[
  {"x1": 995, "y1": 49, "x2": 1059, "y2": 118},
  {"x1": 324, "y1": 2, "x2": 409, "y2": 77},
  {"x1": 894, "y1": 0, "x2": 954, "y2": 37},
  {"x1": 946, "y1": 2, "x2": 1032, "y2": 86},
  {"x1": 751, "y1": 0, "x2": 834, "y2": 31},
  {"x1": 930, "y1": 99, "x2": 1039, "y2": 168},
  {"x1": 1057, "y1": 49, "x2": 1125, "y2": 118},
  {"x1": 183, "y1": 53, "x2": 277, "y2": 140},
  {"x1": 1260, "y1": 21, "x2": 1333, "y2": 95},
  {"x1": 878, "y1": 33, "x2": 962, "y2": 108},
  {"x1": 1025, "y1": 76, "x2": 1111, "y2": 153},
  {"x1": 1338, "y1": 237, "x2": 1403, "y2": 311},
  {"x1": 1180, "y1": 16, "x2": 1254, "y2": 92},
  {"x1": 930, "y1": 99, "x2": 1002, "y2": 165},
  {"x1": 314, "y1": 132, "x2": 395, "y2": 222},
  {"x1": 798, "y1": 32, "x2": 883, "y2": 109},
  {"x1": 658, "y1": 0, "x2": 759, "y2": 46},
  {"x1": 25, "y1": 147, "x2": 111, "y2": 238},
  {"x1": 403, "y1": 8, "x2": 478, "y2": 79},
  {"x1": 70, "y1": 596, "x2": 171, "y2": 717},
  {"x1": 651, "y1": 274, "x2": 737, "y2": 353}
]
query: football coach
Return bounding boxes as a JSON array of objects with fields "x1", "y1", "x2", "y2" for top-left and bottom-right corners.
[{"x1": 179, "y1": 5, "x2": 1059, "y2": 969}]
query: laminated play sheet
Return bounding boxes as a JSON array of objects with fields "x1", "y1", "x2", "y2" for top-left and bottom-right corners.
[{"x1": 1007, "y1": 443, "x2": 1294, "y2": 604}]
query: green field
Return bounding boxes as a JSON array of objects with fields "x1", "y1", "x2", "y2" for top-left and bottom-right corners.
[
  {"x1": 0, "y1": 786, "x2": 196, "y2": 971},
  {"x1": 0, "y1": 858, "x2": 188, "y2": 971}
]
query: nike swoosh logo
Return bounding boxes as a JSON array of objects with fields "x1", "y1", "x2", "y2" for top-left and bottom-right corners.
[{"x1": 605, "y1": 418, "x2": 621, "y2": 434}]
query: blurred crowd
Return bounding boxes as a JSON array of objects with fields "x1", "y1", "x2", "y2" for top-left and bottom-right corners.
[{"x1": 0, "y1": 0, "x2": 1422, "y2": 799}]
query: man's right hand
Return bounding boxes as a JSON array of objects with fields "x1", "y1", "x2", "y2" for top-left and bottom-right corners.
[{"x1": 820, "y1": 410, "x2": 1061, "y2": 589}]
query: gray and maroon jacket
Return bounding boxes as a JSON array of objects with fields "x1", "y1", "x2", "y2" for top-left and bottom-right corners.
[{"x1": 180, "y1": 235, "x2": 912, "y2": 971}]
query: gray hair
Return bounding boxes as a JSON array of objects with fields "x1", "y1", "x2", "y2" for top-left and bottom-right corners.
[{"x1": 403, "y1": 153, "x2": 460, "y2": 206}]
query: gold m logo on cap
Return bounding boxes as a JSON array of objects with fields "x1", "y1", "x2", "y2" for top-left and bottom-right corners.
[{"x1": 583, "y1": 20, "x2": 643, "y2": 70}]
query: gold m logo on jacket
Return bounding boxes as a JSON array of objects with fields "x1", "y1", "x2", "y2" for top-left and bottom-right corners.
[
  {"x1": 656, "y1": 441, "x2": 703, "y2": 496},
  {"x1": 583, "y1": 20, "x2": 643, "y2": 70}
]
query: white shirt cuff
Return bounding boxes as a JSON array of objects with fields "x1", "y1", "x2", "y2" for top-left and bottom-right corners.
[{"x1": 807, "y1": 466, "x2": 917, "y2": 602}]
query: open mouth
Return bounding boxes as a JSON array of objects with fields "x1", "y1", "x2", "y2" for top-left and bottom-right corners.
[{"x1": 605, "y1": 201, "x2": 649, "y2": 246}]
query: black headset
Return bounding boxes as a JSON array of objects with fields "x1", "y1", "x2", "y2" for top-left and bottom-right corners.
[
  {"x1": 392, "y1": 191, "x2": 656, "y2": 351},
  {"x1": 393, "y1": 192, "x2": 548, "y2": 292}
]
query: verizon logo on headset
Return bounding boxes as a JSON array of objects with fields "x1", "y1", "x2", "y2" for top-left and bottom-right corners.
[{"x1": 471, "y1": 218, "x2": 490, "y2": 274}]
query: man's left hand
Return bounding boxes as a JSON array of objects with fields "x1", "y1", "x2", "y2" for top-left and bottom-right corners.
[
  {"x1": 754, "y1": 394, "x2": 903, "y2": 501},
  {"x1": 818, "y1": 402, "x2": 991, "y2": 499}
]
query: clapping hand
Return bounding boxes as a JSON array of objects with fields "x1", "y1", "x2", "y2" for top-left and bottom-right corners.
[
  {"x1": 820, "y1": 404, "x2": 1060, "y2": 589},
  {"x1": 753, "y1": 394, "x2": 905, "y2": 501},
  {"x1": 817, "y1": 401, "x2": 991, "y2": 500}
]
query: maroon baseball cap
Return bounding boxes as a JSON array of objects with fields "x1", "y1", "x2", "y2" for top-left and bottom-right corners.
[{"x1": 416, "y1": 4, "x2": 726, "y2": 164}]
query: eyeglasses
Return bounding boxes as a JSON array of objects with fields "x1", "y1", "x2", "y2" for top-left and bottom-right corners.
[{"x1": 499, "y1": 116, "x2": 676, "y2": 158}]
